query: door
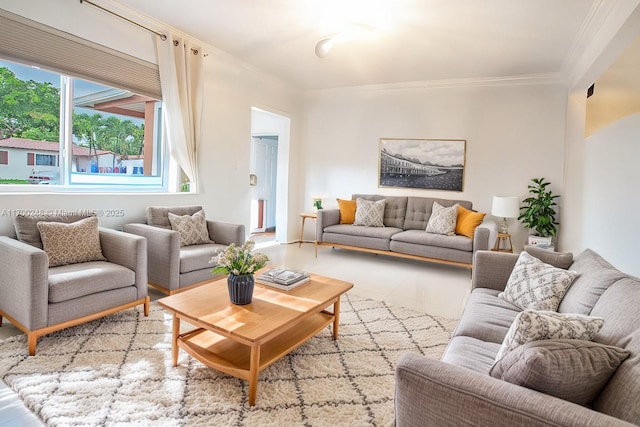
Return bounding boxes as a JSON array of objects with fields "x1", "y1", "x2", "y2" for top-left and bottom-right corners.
[{"x1": 250, "y1": 135, "x2": 278, "y2": 232}]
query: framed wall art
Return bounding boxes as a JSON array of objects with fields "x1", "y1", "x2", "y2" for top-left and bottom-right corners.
[{"x1": 379, "y1": 138, "x2": 466, "y2": 191}]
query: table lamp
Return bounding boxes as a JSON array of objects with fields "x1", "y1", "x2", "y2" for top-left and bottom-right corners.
[{"x1": 491, "y1": 196, "x2": 519, "y2": 234}]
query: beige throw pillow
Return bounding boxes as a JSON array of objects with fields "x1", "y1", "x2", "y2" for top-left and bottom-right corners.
[
  {"x1": 494, "y1": 310, "x2": 605, "y2": 364},
  {"x1": 37, "y1": 216, "x2": 107, "y2": 267},
  {"x1": 499, "y1": 251, "x2": 577, "y2": 311},
  {"x1": 425, "y1": 201, "x2": 459, "y2": 235},
  {"x1": 353, "y1": 198, "x2": 385, "y2": 227},
  {"x1": 168, "y1": 209, "x2": 211, "y2": 246}
]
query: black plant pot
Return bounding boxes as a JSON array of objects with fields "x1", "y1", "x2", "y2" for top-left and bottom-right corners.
[{"x1": 227, "y1": 274, "x2": 254, "y2": 305}]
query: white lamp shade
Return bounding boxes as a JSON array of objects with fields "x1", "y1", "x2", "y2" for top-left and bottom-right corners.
[{"x1": 492, "y1": 196, "x2": 519, "y2": 219}]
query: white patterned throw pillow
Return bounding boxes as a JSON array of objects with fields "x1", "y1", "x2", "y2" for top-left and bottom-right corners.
[
  {"x1": 425, "y1": 201, "x2": 459, "y2": 235},
  {"x1": 499, "y1": 251, "x2": 577, "y2": 311},
  {"x1": 353, "y1": 198, "x2": 385, "y2": 227},
  {"x1": 168, "y1": 209, "x2": 211, "y2": 246},
  {"x1": 494, "y1": 310, "x2": 604, "y2": 364}
]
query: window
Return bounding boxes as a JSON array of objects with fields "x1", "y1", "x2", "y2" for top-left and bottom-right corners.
[
  {"x1": 36, "y1": 154, "x2": 58, "y2": 166},
  {"x1": 0, "y1": 59, "x2": 166, "y2": 190},
  {"x1": 0, "y1": 150, "x2": 7, "y2": 165},
  {"x1": 0, "y1": 9, "x2": 175, "y2": 192}
]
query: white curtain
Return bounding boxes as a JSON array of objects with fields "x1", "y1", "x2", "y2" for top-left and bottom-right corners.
[{"x1": 156, "y1": 33, "x2": 203, "y2": 190}]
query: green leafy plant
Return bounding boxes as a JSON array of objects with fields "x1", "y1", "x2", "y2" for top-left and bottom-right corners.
[
  {"x1": 211, "y1": 240, "x2": 269, "y2": 276},
  {"x1": 518, "y1": 177, "x2": 560, "y2": 237}
]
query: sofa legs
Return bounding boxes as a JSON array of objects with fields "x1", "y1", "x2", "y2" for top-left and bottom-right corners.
[{"x1": 143, "y1": 296, "x2": 150, "y2": 317}]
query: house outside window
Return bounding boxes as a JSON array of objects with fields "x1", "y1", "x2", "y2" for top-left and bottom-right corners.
[{"x1": 0, "y1": 150, "x2": 7, "y2": 165}]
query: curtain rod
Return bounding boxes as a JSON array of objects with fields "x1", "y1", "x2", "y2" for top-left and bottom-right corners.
[{"x1": 80, "y1": 0, "x2": 167, "y2": 41}]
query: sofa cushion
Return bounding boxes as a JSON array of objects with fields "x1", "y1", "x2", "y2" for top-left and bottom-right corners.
[
  {"x1": 354, "y1": 198, "x2": 386, "y2": 227},
  {"x1": 37, "y1": 217, "x2": 107, "y2": 267},
  {"x1": 391, "y1": 230, "x2": 472, "y2": 252},
  {"x1": 146, "y1": 205, "x2": 203, "y2": 229},
  {"x1": 14, "y1": 213, "x2": 91, "y2": 249},
  {"x1": 452, "y1": 288, "x2": 521, "y2": 343},
  {"x1": 455, "y1": 206, "x2": 486, "y2": 239},
  {"x1": 558, "y1": 249, "x2": 628, "y2": 315},
  {"x1": 48, "y1": 261, "x2": 135, "y2": 303},
  {"x1": 323, "y1": 224, "x2": 402, "y2": 240},
  {"x1": 490, "y1": 339, "x2": 629, "y2": 405},
  {"x1": 494, "y1": 310, "x2": 605, "y2": 364},
  {"x1": 168, "y1": 209, "x2": 211, "y2": 246},
  {"x1": 499, "y1": 252, "x2": 577, "y2": 311},
  {"x1": 179, "y1": 243, "x2": 228, "y2": 274},
  {"x1": 403, "y1": 197, "x2": 472, "y2": 231},
  {"x1": 337, "y1": 198, "x2": 357, "y2": 224},
  {"x1": 442, "y1": 336, "x2": 502, "y2": 374},
  {"x1": 425, "y1": 202, "x2": 459, "y2": 236},
  {"x1": 351, "y1": 194, "x2": 407, "y2": 228},
  {"x1": 590, "y1": 277, "x2": 640, "y2": 424},
  {"x1": 524, "y1": 246, "x2": 573, "y2": 269}
]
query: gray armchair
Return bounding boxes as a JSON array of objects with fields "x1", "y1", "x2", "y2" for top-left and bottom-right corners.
[
  {"x1": 0, "y1": 215, "x2": 149, "y2": 355},
  {"x1": 123, "y1": 206, "x2": 245, "y2": 295}
]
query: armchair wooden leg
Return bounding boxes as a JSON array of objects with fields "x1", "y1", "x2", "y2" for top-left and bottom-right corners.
[
  {"x1": 28, "y1": 333, "x2": 37, "y2": 356},
  {"x1": 0, "y1": 315, "x2": 3, "y2": 327},
  {"x1": 143, "y1": 296, "x2": 150, "y2": 317}
]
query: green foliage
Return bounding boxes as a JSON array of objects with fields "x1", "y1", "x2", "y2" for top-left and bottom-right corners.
[
  {"x1": 0, "y1": 67, "x2": 60, "y2": 140},
  {"x1": 518, "y1": 177, "x2": 560, "y2": 237}
]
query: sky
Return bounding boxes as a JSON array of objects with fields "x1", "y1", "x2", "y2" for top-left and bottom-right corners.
[{"x1": 380, "y1": 139, "x2": 465, "y2": 166}]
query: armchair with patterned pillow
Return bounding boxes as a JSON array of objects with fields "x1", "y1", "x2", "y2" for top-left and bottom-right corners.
[
  {"x1": 0, "y1": 214, "x2": 149, "y2": 355},
  {"x1": 123, "y1": 206, "x2": 245, "y2": 295}
]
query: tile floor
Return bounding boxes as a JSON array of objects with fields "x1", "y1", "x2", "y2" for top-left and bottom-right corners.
[{"x1": 0, "y1": 237, "x2": 472, "y2": 426}]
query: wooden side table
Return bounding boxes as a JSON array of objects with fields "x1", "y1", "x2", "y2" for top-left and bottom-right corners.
[
  {"x1": 299, "y1": 212, "x2": 318, "y2": 257},
  {"x1": 492, "y1": 233, "x2": 513, "y2": 253}
]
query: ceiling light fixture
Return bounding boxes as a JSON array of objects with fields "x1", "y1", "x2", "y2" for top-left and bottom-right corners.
[
  {"x1": 314, "y1": 23, "x2": 377, "y2": 58},
  {"x1": 315, "y1": 37, "x2": 335, "y2": 58}
]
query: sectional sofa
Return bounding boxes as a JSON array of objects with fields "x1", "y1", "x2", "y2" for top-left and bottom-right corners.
[
  {"x1": 395, "y1": 247, "x2": 640, "y2": 426},
  {"x1": 316, "y1": 194, "x2": 497, "y2": 268}
]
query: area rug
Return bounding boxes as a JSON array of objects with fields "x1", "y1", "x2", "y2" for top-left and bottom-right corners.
[{"x1": 0, "y1": 294, "x2": 457, "y2": 426}]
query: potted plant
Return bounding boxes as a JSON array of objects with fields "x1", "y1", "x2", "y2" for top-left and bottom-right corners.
[
  {"x1": 518, "y1": 177, "x2": 560, "y2": 247},
  {"x1": 211, "y1": 240, "x2": 269, "y2": 305}
]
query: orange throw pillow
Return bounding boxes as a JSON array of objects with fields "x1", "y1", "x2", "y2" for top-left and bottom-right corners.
[
  {"x1": 456, "y1": 206, "x2": 486, "y2": 238},
  {"x1": 337, "y1": 198, "x2": 357, "y2": 224}
]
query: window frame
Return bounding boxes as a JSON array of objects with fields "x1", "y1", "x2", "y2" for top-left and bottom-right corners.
[{"x1": 0, "y1": 9, "x2": 178, "y2": 194}]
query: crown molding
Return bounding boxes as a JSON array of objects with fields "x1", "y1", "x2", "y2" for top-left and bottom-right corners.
[{"x1": 304, "y1": 73, "x2": 566, "y2": 97}]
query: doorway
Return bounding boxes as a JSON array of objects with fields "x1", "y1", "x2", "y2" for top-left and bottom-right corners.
[{"x1": 250, "y1": 107, "x2": 291, "y2": 246}]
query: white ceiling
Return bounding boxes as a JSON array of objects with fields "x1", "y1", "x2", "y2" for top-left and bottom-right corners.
[{"x1": 115, "y1": 0, "x2": 601, "y2": 91}]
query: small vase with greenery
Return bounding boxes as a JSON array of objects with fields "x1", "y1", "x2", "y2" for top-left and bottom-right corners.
[
  {"x1": 518, "y1": 177, "x2": 560, "y2": 239},
  {"x1": 211, "y1": 240, "x2": 269, "y2": 305}
]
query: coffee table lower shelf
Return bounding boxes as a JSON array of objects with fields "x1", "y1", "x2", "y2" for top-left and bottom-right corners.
[{"x1": 176, "y1": 310, "x2": 334, "y2": 404}]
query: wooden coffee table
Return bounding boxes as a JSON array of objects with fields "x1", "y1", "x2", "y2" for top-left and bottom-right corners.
[{"x1": 157, "y1": 272, "x2": 353, "y2": 406}]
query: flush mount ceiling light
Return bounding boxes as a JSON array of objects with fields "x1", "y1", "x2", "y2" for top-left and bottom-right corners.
[
  {"x1": 314, "y1": 23, "x2": 376, "y2": 58},
  {"x1": 315, "y1": 37, "x2": 335, "y2": 58}
]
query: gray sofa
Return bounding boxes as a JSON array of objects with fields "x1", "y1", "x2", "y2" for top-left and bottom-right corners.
[
  {"x1": 123, "y1": 206, "x2": 245, "y2": 294},
  {"x1": 394, "y1": 247, "x2": 640, "y2": 426},
  {"x1": 316, "y1": 194, "x2": 496, "y2": 268}
]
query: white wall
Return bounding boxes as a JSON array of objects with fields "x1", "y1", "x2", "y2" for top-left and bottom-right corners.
[
  {"x1": 0, "y1": 0, "x2": 302, "y2": 238},
  {"x1": 582, "y1": 113, "x2": 640, "y2": 275},
  {"x1": 562, "y1": 2, "x2": 640, "y2": 275},
  {"x1": 300, "y1": 82, "x2": 568, "y2": 249}
]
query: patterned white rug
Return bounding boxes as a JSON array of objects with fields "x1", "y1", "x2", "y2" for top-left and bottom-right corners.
[{"x1": 0, "y1": 294, "x2": 457, "y2": 426}]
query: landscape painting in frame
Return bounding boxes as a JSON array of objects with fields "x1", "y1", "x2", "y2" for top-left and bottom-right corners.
[{"x1": 379, "y1": 138, "x2": 466, "y2": 191}]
